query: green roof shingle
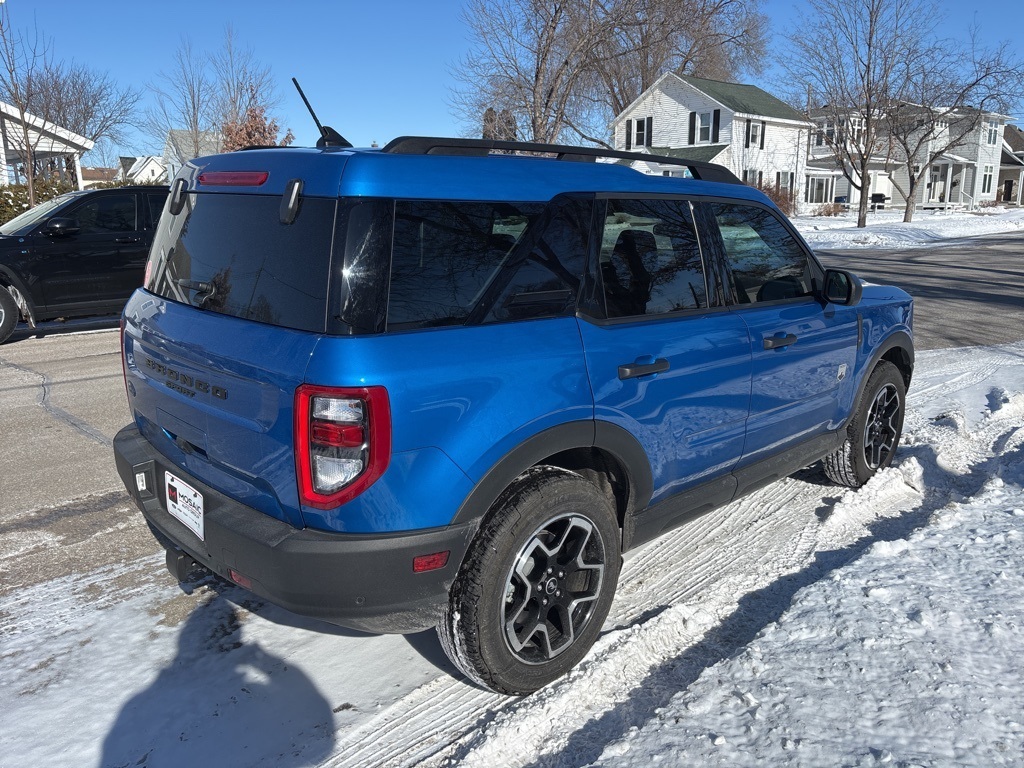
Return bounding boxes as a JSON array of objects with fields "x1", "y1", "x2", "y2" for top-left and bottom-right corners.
[{"x1": 676, "y1": 75, "x2": 807, "y2": 122}]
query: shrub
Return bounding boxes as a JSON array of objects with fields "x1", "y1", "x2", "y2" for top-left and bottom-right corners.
[
  {"x1": 749, "y1": 182, "x2": 797, "y2": 217},
  {"x1": 0, "y1": 180, "x2": 78, "y2": 225},
  {"x1": 814, "y1": 202, "x2": 845, "y2": 217}
]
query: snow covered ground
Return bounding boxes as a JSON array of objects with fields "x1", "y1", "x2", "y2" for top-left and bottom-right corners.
[
  {"x1": 795, "y1": 206, "x2": 1024, "y2": 251},
  {"x1": 2, "y1": 210, "x2": 1024, "y2": 768}
]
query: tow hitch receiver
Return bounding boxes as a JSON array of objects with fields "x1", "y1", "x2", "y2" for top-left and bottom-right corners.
[{"x1": 165, "y1": 548, "x2": 201, "y2": 582}]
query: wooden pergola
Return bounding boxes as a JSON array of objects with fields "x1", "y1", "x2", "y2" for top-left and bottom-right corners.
[{"x1": 0, "y1": 100, "x2": 94, "y2": 189}]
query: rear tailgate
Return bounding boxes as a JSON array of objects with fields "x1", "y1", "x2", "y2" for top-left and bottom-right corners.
[
  {"x1": 124, "y1": 293, "x2": 319, "y2": 528},
  {"x1": 123, "y1": 157, "x2": 347, "y2": 529}
]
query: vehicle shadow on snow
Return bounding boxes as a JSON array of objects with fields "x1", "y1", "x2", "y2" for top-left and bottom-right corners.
[
  {"x1": 99, "y1": 593, "x2": 336, "y2": 768},
  {"x1": 519, "y1": 440, "x2": 1024, "y2": 768},
  {"x1": 182, "y1": 574, "x2": 459, "y2": 675}
]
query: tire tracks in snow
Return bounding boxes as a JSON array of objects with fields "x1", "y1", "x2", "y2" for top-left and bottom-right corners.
[{"x1": 324, "y1": 385, "x2": 1024, "y2": 768}]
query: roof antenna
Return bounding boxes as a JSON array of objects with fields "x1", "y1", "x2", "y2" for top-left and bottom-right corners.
[{"x1": 292, "y1": 77, "x2": 353, "y2": 149}]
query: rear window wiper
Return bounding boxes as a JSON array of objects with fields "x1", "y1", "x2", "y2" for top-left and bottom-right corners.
[{"x1": 172, "y1": 278, "x2": 217, "y2": 308}]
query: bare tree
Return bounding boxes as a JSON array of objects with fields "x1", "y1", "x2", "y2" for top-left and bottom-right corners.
[
  {"x1": 453, "y1": 0, "x2": 768, "y2": 147},
  {"x1": 0, "y1": 2, "x2": 51, "y2": 204},
  {"x1": 147, "y1": 29, "x2": 289, "y2": 164},
  {"x1": 591, "y1": 0, "x2": 769, "y2": 118},
  {"x1": 210, "y1": 26, "x2": 278, "y2": 131},
  {"x1": 784, "y1": 0, "x2": 924, "y2": 228},
  {"x1": 883, "y1": 36, "x2": 1024, "y2": 221},
  {"x1": 452, "y1": 0, "x2": 622, "y2": 144},
  {"x1": 145, "y1": 38, "x2": 218, "y2": 160}
]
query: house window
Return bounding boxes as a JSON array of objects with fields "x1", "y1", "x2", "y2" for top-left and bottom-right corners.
[
  {"x1": 816, "y1": 121, "x2": 835, "y2": 146},
  {"x1": 805, "y1": 176, "x2": 833, "y2": 204},
  {"x1": 987, "y1": 121, "x2": 999, "y2": 145},
  {"x1": 982, "y1": 165, "x2": 994, "y2": 194},
  {"x1": 749, "y1": 121, "x2": 762, "y2": 148},
  {"x1": 698, "y1": 112, "x2": 712, "y2": 143},
  {"x1": 847, "y1": 117, "x2": 864, "y2": 145},
  {"x1": 635, "y1": 119, "x2": 646, "y2": 148},
  {"x1": 744, "y1": 169, "x2": 757, "y2": 185}
]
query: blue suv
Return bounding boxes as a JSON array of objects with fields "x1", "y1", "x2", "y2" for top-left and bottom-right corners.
[{"x1": 113, "y1": 137, "x2": 913, "y2": 694}]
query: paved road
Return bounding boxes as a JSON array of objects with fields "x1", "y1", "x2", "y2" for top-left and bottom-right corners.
[{"x1": 816, "y1": 230, "x2": 1024, "y2": 351}]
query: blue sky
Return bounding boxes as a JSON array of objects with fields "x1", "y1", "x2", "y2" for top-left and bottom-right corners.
[{"x1": 16, "y1": 0, "x2": 1024, "y2": 160}]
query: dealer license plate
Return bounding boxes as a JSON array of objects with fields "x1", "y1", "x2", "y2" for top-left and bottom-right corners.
[{"x1": 165, "y1": 471, "x2": 204, "y2": 541}]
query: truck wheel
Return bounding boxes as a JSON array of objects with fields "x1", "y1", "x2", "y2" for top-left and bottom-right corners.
[
  {"x1": 438, "y1": 466, "x2": 620, "y2": 695},
  {"x1": 0, "y1": 287, "x2": 18, "y2": 344},
  {"x1": 824, "y1": 361, "x2": 906, "y2": 487}
]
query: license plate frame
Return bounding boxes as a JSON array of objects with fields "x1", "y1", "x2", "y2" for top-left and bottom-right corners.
[{"x1": 165, "y1": 471, "x2": 205, "y2": 541}]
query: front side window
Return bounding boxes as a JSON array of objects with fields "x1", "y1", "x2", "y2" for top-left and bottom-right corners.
[
  {"x1": 635, "y1": 119, "x2": 647, "y2": 148},
  {"x1": 599, "y1": 198, "x2": 709, "y2": 318},
  {"x1": 68, "y1": 194, "x2": 137, "y2": 234},
  {"x1": 982, "y1": 165, "x2": 994, "y2": 194},
  {"x1": 708, "y1": 202, "x2": 815, "y2": 304},
  {"x1": 387, "y1": 199, "x2": 588, "y2": 330}
]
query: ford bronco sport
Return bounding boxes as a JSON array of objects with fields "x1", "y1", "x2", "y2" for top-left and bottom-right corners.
[{"x1": 113, "y1": 136, "x2": 913, "y2": 695}]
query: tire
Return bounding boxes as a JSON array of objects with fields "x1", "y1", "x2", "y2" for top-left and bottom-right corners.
[
  {"x1": 824, "y1": 360, "x2": 906, "y2": 487},
  {"x1": 0, "y1": 286, "x2": 18, "y2": 345},
  {"x1": 438, "y1": 466, "x2": 621, "y2": 695}
]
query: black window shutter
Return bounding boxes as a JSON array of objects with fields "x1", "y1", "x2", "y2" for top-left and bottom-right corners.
[
  {"x1": 758, "y1": 170, "x2": 763, "y2": 186},
  {"x1": 688, "y1": 113, "x2": 696, "y2": 145},
  {"x1": 745, "y1": 119, "x2": 751, "y2": 148},
  {"x1": 760, "y1": 121, "x2": 766, "y2": 149},
  {"x1": 625, "y1": 119, "x2": 633, "y2": 150},
  {"x1": 645, "y1": 116, "x2": 653, "y2": 147},
  {"x1": 712, "y1": 110, "x2": 721, "y2": 143},
  {"x1": 776, "y1": 171, "x2": 782, "y2": 189}
]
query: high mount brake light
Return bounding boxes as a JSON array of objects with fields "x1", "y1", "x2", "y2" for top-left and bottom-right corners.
[
  {"x1": 197, "y1": 171, "x2": 269, "y2": 187},
  {"x1": 295, "y1": 385, "x2": 391, "y2": 509}
]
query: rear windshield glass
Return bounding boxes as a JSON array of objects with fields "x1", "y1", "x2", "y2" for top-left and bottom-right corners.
[{"x1": 145, "y1": 193, "x2": 336, "y2": 333}]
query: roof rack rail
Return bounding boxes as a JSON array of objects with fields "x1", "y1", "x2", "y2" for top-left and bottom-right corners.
[{"x1": 380, "y1": 136, "x2": 742, "y2": 185}]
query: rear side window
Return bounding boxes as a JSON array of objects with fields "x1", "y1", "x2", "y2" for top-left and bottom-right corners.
[
  {"x1": 599, "y1": 198, "x2": 710, "y2": 318},
  {"x1": 708, "y1": 203, "x2": 815, "y2": 304},
  {"x1": 145, "y1": 193, "x2": 336, "y2": 333},
  {"x1": 387, "y1": 200, "x2": 588, "y2": 330},
  {"x1": 69, "y1": 194, "x2": 137, "y2": 234}
]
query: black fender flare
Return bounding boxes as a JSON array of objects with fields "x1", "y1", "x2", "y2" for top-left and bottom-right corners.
[
  {"x1": 844, "y1": 330, "x2": 914, "y2": 429},
  {"x1": 450, "y1": 420, "x2": 654, "y2": 531},
  {"x1": 0, "y1": 266, "x2": 38, "y2": 325}
]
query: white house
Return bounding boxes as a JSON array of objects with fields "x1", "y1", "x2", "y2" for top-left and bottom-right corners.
[
  {"x1": 807, "y1": 107, "x2": 1012, "y2": 211},
  {"x1": 611, "y1": 73, "x2": 814, "y2": 205},
  {"x1": 119, "y1": 155, "x2": 168, "y2": 185},
  {"x1": 999, "y1": 124, "x2": 1024, "y2": 206},
  {"x1": 0, "y1": 100, "x2": 93, "y2": 189}
]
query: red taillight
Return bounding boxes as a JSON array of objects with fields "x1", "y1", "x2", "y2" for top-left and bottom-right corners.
[
  {"x1": 197, "y1": 171, "x2": 269, "y2": 187},
  {"x1": 229, "y1": 569, "x2": 252, "y2": 589},
  {"x1": 295, "y1": 385, "x2": 391, "y2": 509}
]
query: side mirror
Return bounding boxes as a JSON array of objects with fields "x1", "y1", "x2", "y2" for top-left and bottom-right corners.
[
  {"x1": 44, "y1": 217, "x2": 80, "y2": 237},
  {"x1": 822, "y1": 269, "x2": 863, "y2": 306}
]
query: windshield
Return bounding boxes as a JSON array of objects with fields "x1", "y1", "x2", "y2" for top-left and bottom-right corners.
[{"x1": 0, "y1": 193, "x2": 78, "y2": 235}]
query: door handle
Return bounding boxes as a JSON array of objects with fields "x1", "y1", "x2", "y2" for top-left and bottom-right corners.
[
  {"x1": 115, "y1": 236, "x2": 141, "y2": 244},
  {"x1": 763, "y1": 333, "x2": 798, "y2": 350},
  {"x1": 618, "y1": 358, "x2": 670, "y2": 380}
]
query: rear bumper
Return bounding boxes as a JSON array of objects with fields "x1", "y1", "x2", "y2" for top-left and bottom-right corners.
[{"x1": 114, "y1": 424, "x2": 474, "y2": 633}]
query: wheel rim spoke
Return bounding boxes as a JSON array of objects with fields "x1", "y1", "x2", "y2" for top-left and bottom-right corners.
[
  {"x1": 863, "y1": 383, "x2": 901, "y2": 469},
  {"x1": 502, "y1": 513, "x2": 606, "y2": 665}
]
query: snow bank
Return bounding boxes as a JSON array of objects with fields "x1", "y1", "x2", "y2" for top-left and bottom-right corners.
[{"x1": 793, "y1": 207, "x2": 1024, "y2": 250}]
